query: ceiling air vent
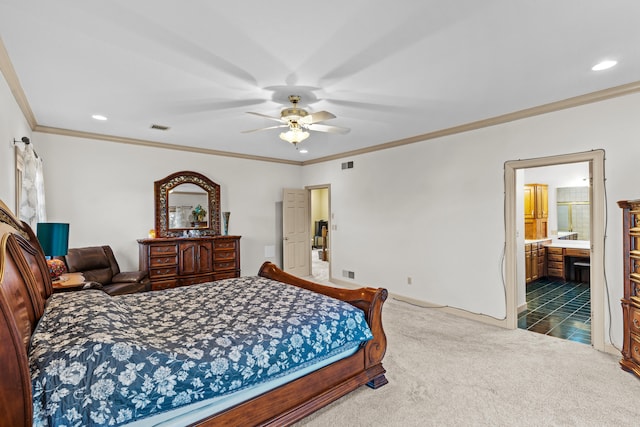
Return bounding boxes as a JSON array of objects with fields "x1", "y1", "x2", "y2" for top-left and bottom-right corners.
[{"x1": 150, "y1": 124, "x2": 170, "y2": 131}]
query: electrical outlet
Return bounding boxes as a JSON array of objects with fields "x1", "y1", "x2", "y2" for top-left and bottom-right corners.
[{"x1": 407, "y1": 277, "x2": 412, "y2": 285}]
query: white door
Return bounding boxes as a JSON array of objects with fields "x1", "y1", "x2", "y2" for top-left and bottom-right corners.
[{"x1": 282, "y1": 188, "x2": 310, "y2": 276}]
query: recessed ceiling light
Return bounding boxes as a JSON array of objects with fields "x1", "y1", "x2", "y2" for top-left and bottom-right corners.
[
  {"x1": 92, "y1": 114, "x2": 108, "y2": 121},
  {"x1": 299, "y1": 149, "x2": 308, "y2": 154},
  {"x1": 592, "y1": 60, "x2": 617, "y2": 71}
]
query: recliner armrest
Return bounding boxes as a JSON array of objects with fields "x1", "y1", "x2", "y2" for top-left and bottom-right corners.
[
  {"x1": 82, "y1": 281, "x2": 105, "y2": 291},
  {"x1": 112, "y1": 271, "x2": 148, "y2": 284}
]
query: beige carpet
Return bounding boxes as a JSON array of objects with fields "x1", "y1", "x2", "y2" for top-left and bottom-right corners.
[
  {"x1": 295, "y1": 297, "x2": 640, "y2": 427},
  {"x1": 311, "y1": 249, "x2": 329, "y2": 283}
]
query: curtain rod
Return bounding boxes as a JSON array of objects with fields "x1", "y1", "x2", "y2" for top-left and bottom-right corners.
[{"x1": 12, "y1": 136, "x2": 39, "y2": 158}]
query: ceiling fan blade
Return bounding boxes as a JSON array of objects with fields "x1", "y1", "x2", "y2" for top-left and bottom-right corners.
[
  {"x1": 307, "y1": 123, "x2": 351, "y2": 134},
  {"x1": 172, "y1": 99, "x2": 267, "y2": 115},
  {"x1": 241, "y1": 124, "x2": 288, "y2": 134},
  {"x1": 301, "y1": 111, "x2": 336, "y2": 124},
  {"x1": 246, "y1": 111, "x2": 284, "y2": 123}
]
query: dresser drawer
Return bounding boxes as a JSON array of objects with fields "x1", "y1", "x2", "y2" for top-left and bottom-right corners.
[
  {"x1": 214, "y1": 260, "x2": 237, "y2": 271},
  {"x1": 149, "y1": 256, "x2": 178, "y2": 267},
  {"x1": 215, "y1": 240, "x2": 237, "y2": 250},
  {"x1": 151, "y1": 279, "x2": 177, "y2": 291},
  {"x1": 149, "y1": 266, "x2": 178, "y2": 278},
  {"x1": 565, "y1": 248, "x2": 589, "y2": 257},
  {"x1": 547, "y1": 253, "x2": 563, "y2": 262},
  {"x1": 547, "y1": 267, "x2": 563, "y2": 277},
  {"x1": 214, "y1": 250, "x2": 237, "y2": 261},
  {"x1": 630, "y1": 334, "x2": 640, "y2": 365},
  {"x1": 630, "y1": 306, "x2": 640, "y2": 336},
  {"x1": 546, "y1": 247, "x2": 563, "y2": 255},
  {"x1": 149, "y1": 244, "x2": 177, "y2": 255},
  {"x1": 547, "y1": 261, "x2": 563, "y2": 270}
]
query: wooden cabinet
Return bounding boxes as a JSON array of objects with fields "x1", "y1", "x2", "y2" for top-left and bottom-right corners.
[
  {"x1": 525, "y1": 244, "x2": 533, "y2": 283},
  {"x1": 524, "y1": 184, "x2": 548, "y2": 240},
  {"x1": 618, "y1": 199, "x2": 640, "y2": 377},
  {"x1": 546, "y1": 247, "x2": 564, "y2": 279},
  {"x1": 537, "y1": 243, "x2": 546, "y2": 279},
  {"x1": 525, "y1": 241, "x2": 549, "y2": 284},
  {"x1": 178, "y1": 240, "x2": 213, "y2": 277},
  {"x1": 546, "y1": 246, "x2": 590, "y2": 281},
  {"x1": 138, "y1": 236, "x2": 240, "y2": 291}
]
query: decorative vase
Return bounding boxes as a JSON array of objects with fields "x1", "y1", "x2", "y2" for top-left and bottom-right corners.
[{"x1": 222, "y1": 211, "x2": 230, "y2": 235}]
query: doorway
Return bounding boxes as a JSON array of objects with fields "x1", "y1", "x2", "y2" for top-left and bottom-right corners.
[
  {"x1": 310, "y1": 186, "x2": 330, "y2": 283},
  {"x1": 504, "y1": 150, "x2": 605, "y2": 351},
  {"x1": 518, "y1": 163, "x2": 591, "y2": 344}
]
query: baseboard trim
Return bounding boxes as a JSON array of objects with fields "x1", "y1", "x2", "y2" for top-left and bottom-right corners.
[
  {"x1": 518, "y1": 302, "x2": 528, "y2": 314},
  {"x1": 328, "y1": 277, "x2": 358, "y2": 289},
  {"x1": 390, "y1": 293, "x2": 508, "y2": 328},
  {"x1": 604, "y1": 343, "x2": 621, "y2": 356}
]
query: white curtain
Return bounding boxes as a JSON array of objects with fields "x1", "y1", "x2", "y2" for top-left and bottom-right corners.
[{"x1": 16, "y1": 143, "x2": 46, "y2": 228}]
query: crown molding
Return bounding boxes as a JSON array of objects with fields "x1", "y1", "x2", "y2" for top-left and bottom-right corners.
[
  {"x1": 0, "y1": 37, "x2": 37, "y2": 129},
  {"x1": 301, "y1": 80, "x2": 640, "y2": 165},
  {"x1": 33, "y1": 125, "x2": 302, "y2": 165}
]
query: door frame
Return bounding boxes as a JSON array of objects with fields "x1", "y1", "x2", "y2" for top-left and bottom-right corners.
[
  {"x1": 504, "y1": 150, "x2": 605, "y2": 351},
  {"x1": 307, "y1": 184, "x2": 331, "y2": 280}
]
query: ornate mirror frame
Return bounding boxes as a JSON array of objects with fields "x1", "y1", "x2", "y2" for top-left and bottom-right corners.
[{"x1": 154, "y1": 171, "x2": 221, "y2": 237}]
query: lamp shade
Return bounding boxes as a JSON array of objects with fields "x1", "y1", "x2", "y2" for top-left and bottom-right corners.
[{"x1": 36, "y1": 223, "x2": 69, "y2": 257}]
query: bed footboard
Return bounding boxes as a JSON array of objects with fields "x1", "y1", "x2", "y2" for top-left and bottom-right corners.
[{"x1": 193, "y1": 263, "x2": 388, "y2": 426}]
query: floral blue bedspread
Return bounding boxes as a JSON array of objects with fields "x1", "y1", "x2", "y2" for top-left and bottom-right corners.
[{"x1": 29, "y1": 276, "x2": 373, "y2": 426}]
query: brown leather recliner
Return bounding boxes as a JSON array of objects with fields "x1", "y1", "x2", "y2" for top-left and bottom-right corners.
[{"x1": 63, "y1": 246, "x2": 150, "y2": 295}]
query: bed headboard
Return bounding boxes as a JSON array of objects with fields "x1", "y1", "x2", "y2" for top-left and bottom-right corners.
[{"x1": 0, "y1": 199, "x2": 50, "y2": 427}]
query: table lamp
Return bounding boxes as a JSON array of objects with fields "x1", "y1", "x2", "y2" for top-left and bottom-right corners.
[{"x1": 36, "y1": 222, "x2": 69, "y2": 279}]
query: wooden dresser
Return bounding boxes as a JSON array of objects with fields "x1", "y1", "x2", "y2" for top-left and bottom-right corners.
[
  {"x1": 138, "y1": 236, "x2": 241, "y2": 291},
  {"x1": 618, "y1": 199, "x2": 640, "y2": 377}
]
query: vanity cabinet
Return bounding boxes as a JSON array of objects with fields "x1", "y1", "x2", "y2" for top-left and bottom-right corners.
[
  {"x1": 546, "y1": 247, "x2": 564, "y2": 279},
  {"x1": 546, "y1": 245, "x2": 590, "y2": 281},
  {"x1": 138, "y1": 236, "x2": 241, "y2": 291},
  {"x1": 618, "y1": 199, "x2": 640, "y2": 378},
  {"x1": 525, "y1": 241, "x2": 549, "y2": 284},
  {"x1": 524, "y1": 184, "x2": 548, "y2": 240}
]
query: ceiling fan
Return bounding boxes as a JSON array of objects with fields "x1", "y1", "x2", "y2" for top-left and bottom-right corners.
[{"x1": 242, "y1": 95, "x2": 350, "y2": 146}]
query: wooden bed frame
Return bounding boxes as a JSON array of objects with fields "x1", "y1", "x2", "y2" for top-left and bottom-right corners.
[{"x1": 0, "y1": 200, "x2": 388, "y2": 427}]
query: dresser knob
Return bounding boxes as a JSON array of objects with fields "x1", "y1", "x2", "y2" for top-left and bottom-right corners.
[{"x1": 634, "y1": 318, "x2": 639, "y2": 328}]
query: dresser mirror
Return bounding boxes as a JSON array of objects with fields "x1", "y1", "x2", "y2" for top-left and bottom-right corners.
[{"x1": 154, "y1": 171, "x2": 221, "y2": 237}]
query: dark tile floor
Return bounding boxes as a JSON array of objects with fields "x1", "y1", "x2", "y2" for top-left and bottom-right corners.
[{"x1": 518, "y1": 277, "x2": 591, "y2": 344}]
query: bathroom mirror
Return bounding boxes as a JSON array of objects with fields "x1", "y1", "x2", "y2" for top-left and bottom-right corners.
[{"x1": 154, "y1": 171, "x2": 220, "y2": 237}]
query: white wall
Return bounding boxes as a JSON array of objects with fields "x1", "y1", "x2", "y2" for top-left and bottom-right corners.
[
  {"x1": 0, "y1": 70, "x2": 32, "y2": 210},
  {"x1": 32, "y1": 132, "x2": 302, "y2": 275},
  {"x1": 302, "y1": 92, "x2": 640, "y2": 348}
]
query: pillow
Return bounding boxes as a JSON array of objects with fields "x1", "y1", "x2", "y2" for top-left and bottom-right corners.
[{"x1": 46, "y1": 258, "x2": 67, "y2": 279}]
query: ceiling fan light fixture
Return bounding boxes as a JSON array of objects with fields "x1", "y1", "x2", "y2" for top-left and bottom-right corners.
[{"x1": 279, "y1": 128, "x2": 310, "y2": 144}]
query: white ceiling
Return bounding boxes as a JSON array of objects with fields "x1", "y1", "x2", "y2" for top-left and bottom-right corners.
[{"x1": 1, "y1": 0, "x2": 639, "y2": 163}]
